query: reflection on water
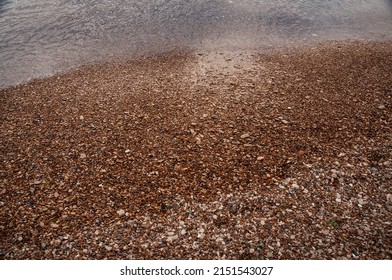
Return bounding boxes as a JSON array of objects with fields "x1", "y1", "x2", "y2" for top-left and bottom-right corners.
[{"x1": 0, "y1": 0, "x2": 391, "y2": 88}]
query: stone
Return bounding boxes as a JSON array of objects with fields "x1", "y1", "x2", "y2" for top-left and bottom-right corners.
[
  {"x1": 50, "y1": 223, "x2": 59, "y2": 228},
  {"x1": 321, "y1": 229, "x2": 330, "y2": 235},
  {"x1": 117, "y1": 209, "x2": 125, "y2": 216},
  {"x1": 79, "y1": 115, "x2": 84, "y2": 120},
  {"x1": 105, "y1": 245, "x2": 112, "y2": 251},
  {"x1": 282, "y1": 178, "x2": 291, "y2": 184},
  {"x1": 377, "y1": 104, "x2": 385, "y2": 110},
  {"x1": 257, "y1": 156, "x2": 264, "y2": 161},
  {"x1": 80, "y1": 153, "x2": 87, "y2": 159},
  {"x1": 240, "y1": 133, "x2": 250, "y2": 139},
  {"x1": 167, "y1": 235, "x2": 178, "y2": 242},
  {"x1": 198, "y1": 233, "x2": 205, "y2": 239}
]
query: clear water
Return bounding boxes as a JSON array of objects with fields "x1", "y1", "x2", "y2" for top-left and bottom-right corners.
[{"x1": 1, "y1": 0, "x2": 391, "y2": 88}]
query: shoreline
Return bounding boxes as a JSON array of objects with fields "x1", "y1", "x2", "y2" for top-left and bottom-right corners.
[
  {"x1": 1, "y1": 40, "x2": 391, "y2": 259},
  {"x1": 2, "y1": 38, "x2": 391, "y2": 91}
]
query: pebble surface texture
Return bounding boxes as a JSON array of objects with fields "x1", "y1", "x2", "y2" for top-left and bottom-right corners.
[{"x1": 1, "y1": 41, "x2": 391, "y2": 259}]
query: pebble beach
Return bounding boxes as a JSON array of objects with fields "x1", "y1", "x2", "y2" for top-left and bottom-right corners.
[{"x1": 1, "y1": 40, "x2": 391, "y2": 259}]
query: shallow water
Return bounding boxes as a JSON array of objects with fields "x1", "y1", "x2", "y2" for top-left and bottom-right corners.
[{"x1": 1, "y1": 0, "x2": 391, "y2": 88}]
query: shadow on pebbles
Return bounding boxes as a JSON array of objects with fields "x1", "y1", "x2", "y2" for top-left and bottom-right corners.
[{"x1": 1, "y1": 41, "x2": 391, "y2": 259}]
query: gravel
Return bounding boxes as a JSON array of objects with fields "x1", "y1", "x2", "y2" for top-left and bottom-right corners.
[{"x1": 1, "y1": 41, "x2": 391, "y2": 259}]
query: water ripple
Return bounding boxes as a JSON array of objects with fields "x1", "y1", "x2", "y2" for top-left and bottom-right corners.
[{"x1": 1, "y1": 0, "x2": 391, "y2": 87}]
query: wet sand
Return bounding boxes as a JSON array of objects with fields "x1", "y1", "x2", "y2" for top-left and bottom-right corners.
[{"x1": 1, "y1": 40, "x2": 391, "y2": 259}]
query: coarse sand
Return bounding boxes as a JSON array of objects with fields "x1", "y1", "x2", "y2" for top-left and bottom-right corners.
[{"x1": 1, "y1": 41, "x2": 391, "y2": 259}]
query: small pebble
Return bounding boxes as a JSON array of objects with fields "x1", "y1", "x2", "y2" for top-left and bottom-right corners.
[
  {"x1": 167, "y1": 235, "x2": 178, "y2": 242},
  {"x1": 292, "y1": 183, "x2": 299, "y2": 189},
  {"x1": 377, "y1": 104, "x2": 385, "y2": 109},
  {"x1": 105, "y1": 246, "x2": 112, "y2": 251},
  {"x1": 240, "y1": 133, "x2": 250, "y2": 139}
]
